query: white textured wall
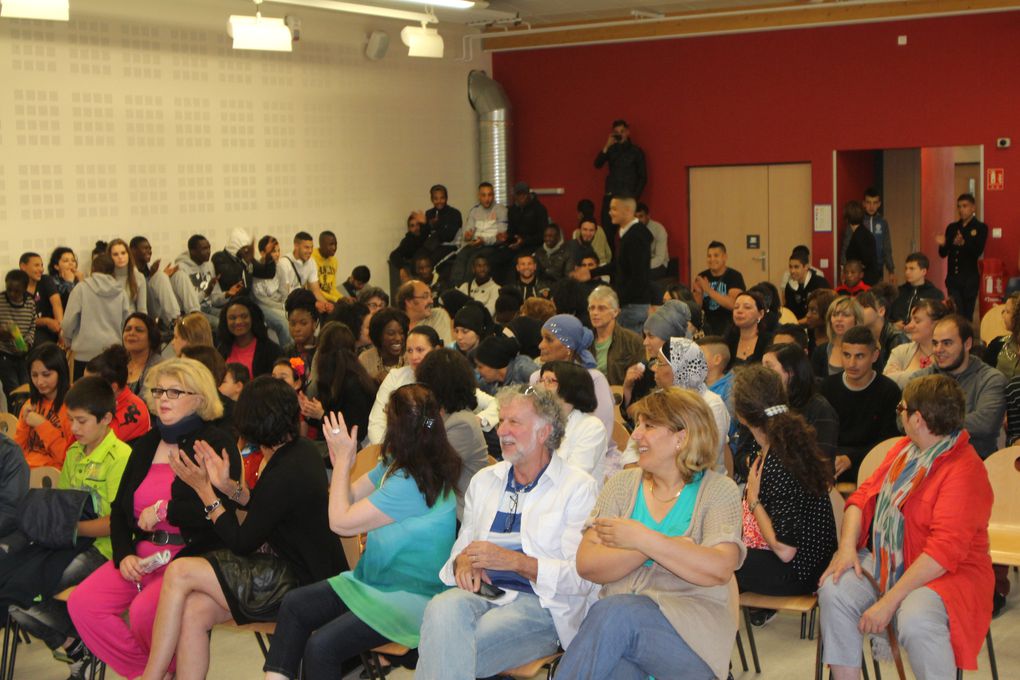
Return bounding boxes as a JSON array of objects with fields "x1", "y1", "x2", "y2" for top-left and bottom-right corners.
[{"x1": 0, "y1": 0, "x2": 490, "y2": 285}]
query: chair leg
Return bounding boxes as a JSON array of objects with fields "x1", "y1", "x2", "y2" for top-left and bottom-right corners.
[
  {"x1": 742, "y1": 607, "x2": 761, "y2": 674},
  {"x1": 867, "y1": 637, "x2": 881, "y2": 680},
  {"x1": 254, "y1": 632, "x2": 271, "y2": 659},
  {"x1": 956, "y1": 670, "x2": 963, "y2": 680},
  {"x1": 814, "y1": 621, "x2": 824, "y2": 680},
  {"x1": 986, "y1": 628, "x2": 998, "y2": 680},
  {"x1": 808, "y1": 606, "x2": 818, "y2": 641},
  {"x1": 861, "y1": 652, "x2": 870, "y2": 680},
  {"x1": 735, "y1": 630, "x2": 748, "y2": 673},
  {"x1": 801, "y1": 612, "x2": 807, "y2": 639},
  {"x1": 546, "y1": 655, "x2": 560, "y2": 680},
  {"x1": 5, "y1": 619, "x2": 21, "y2": 680}
]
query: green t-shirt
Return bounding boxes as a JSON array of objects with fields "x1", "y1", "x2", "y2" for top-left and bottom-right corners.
[
  {"x1": 630, "y1": 472, "x2": 703, "y2": 567},
  {"x1": 594, "y1": 337, "x2": 612, "y2": 375},
  {"x1": 58, "y1": 428, "x2": 132, "y2": 559},
  {"x1": 328, "y1": 461, "x2": 457, "y2": 647}
]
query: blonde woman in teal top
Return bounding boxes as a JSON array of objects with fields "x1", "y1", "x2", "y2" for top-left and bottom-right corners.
[{"x1": 263, "y1": 384, "x2": 462, "y2": 680}]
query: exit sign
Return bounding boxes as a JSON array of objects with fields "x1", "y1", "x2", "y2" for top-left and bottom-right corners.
[{"x1": 987, "y1": 168, "x2": 1005, "y2": 191}]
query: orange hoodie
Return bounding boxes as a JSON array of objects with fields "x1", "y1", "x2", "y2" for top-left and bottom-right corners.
[{"x1": 14, "y1": 398, "x2": 72, "y2": 469}]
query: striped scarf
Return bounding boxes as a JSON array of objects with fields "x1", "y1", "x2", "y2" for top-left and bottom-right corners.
[{"x1": 872, "y1": 431, "x2": 960, "y2": 592}]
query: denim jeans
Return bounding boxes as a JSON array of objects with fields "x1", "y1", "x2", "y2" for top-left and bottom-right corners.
[
  {"x1": 618, "y1": 303, "x2": 650, "y2": 336},
  {"x1": 263, "y1": 581, "x2": 387, "y2": 680},
  {"x1": 415, "y1": 589, "x2": 559, "y2": 680},
  {"x1": 258, "y1": 301, "x2": 292, "y2": 347},
  {"x1": 555, "y1": 595, "x2": 714, "y2": 680},
  {"x1": 8, "y1": 546, "x2": 107, "y2": 650}
]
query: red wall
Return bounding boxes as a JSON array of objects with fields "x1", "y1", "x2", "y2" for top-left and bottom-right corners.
[
  {"x1": 835, "y1": 150, "x2": 878, "y2": 278},
  {"x1": 492, "y1": 12, "x2": 1020, "y2": 284},
  {"x1": 920, "y1": 147, "x2": 958, "y2": 294}
]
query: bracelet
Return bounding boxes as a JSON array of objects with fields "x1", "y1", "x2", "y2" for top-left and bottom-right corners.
[
  {"x1": 230, "y1": 481, "x2": 244, "y2": 502},
  {"x1": 748, "y1": 500, "x2": 760, "y2": 514},
  {"x1": 154, "y1": 500, "x2": 168, "y2": 523},
  {"x1": 203, "y1": 500, "x2": 222, "y2": 520}
]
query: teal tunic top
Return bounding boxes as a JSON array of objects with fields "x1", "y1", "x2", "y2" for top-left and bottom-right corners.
[
  {"x1": 630, "y1": 471, "x2": 703, "y2": 566},
  {"x1": 328, "y1": 461, "x2": 457, "y2": 647}
]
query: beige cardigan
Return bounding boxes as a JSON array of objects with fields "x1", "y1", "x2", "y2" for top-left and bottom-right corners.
[{"x1": 589, "y1": 468, "x2": 745, "y2": 680}]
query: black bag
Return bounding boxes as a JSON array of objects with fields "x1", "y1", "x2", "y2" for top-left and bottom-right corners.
[{"x1": 17, "y1": 488, "x2": 96, "y2": 549}]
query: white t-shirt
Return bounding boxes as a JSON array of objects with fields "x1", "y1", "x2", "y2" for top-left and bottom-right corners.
[{"x1": 278, "y1": 254, "x2": 318, "y2": 295}]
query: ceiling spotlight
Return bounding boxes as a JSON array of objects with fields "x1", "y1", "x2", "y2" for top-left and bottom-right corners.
[
  {"x1": 228, "y1": 0, "x2": 293, "y2": 52},
  {"x1": 401, "y1": 22, "x2": 443, "y2": 58},
  {"x1": 0, "y1": 0, "x2": 69, "y2": 21},
  {"x1": 391, "y1": 0, "x2": 476, "y2": 8}
]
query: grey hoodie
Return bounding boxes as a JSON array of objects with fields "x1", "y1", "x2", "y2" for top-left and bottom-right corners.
[
  {"x1": 173, "y1": 251, "x2": 222, "y2": 311},
  {"x1": 61, "y1": 272, "x2": 132, "y2": 362}
]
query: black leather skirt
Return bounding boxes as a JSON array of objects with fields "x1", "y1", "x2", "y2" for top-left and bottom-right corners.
[{"x1": 204, "y1": 549, "x2": 299, "y2": 624}]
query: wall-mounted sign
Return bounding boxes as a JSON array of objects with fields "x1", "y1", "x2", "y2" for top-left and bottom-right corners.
[
  {"x1": 813, "y1": 204, "x2": 833, "y2": 232},
  {"x1": 987, "y1": 168, "x2": 1005, "y2": 191},
  {"x1": 746, "y1": 234, "x2": 760, "y2": 250}
]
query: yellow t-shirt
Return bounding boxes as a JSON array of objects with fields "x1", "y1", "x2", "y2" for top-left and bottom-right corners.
[{"x1": 312, "y1": 248, "x2": 341, "y2": 302}]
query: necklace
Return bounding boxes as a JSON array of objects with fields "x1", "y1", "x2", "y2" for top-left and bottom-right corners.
[{"x1": 649, "y1": 478, "x2": 684, "y2": 503}]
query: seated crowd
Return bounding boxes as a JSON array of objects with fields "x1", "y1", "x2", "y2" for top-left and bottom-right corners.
[{"x1": 0, "y1": 181, "x2": 1009, "y2": 680}]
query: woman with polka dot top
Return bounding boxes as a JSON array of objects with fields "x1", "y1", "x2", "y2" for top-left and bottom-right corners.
[{"x1": 732, "y1": 365, "x2": 837, "y2": 622}]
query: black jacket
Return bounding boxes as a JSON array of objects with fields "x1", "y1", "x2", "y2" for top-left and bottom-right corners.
[
  {"x1": 507, "y1": 196, "x2": 549, "y2": 251},
  {"x1": 0, "y1": 435, "x2": 28, "y2": 538},
  {"x1": 424, "y1": 205, "x2": 464, "y2": 247},
  {"x1": 594, "y1": 141, "x2": 647, "y2": 198},
  {"x1": 938, "y1": 218, "x2": 988, "y2": 281},
  {"x1": 207, "y1": 437, "x2": 345, "y2": 585},
  {"x1": 212, "y1": 250, "x2": 277, "y2": 295},
  {"x1": 888, "y1": 280, "x2": 944, "y2": 324},
  {"x1": 591, "y1": 221, "x2": 653, "y2": 305},
  {"x1": 845, "y1": 225, "x2": 880, "y2": 286},
  {"x1": 110, "y1": 424, "x2": 241, "y2": 567}
]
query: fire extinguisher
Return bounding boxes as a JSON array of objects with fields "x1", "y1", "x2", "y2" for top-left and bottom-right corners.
[{"x1": 980, "y1": 258, "x2": 1005, "y2": 317}]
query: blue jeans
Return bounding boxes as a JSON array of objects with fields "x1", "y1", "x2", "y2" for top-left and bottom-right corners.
[
  {"x1": 258, "y1": 301, "x2": 292, "y2": 347},
  {"x1": 555, "y1": 595, "x2": 714, "y2": 680},
  {"x1": 618, "y1": 304, "x2": 650, "y2": 336},
  {"x1": 415, "y1": 588, "x2": 559, "y2": 680}
]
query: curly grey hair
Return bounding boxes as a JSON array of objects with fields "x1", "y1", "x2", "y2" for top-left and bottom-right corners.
[{"x1": 496, "y1": 384, "x2": 567, "y2": 452}]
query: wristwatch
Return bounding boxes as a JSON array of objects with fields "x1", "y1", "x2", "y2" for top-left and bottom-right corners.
[{"x1": 203, "y1": 500, "x2": 222, "y2": 519}]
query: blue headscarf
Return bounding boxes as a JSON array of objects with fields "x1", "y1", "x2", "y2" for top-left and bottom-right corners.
[{"x1": 542, "y1": 314, "x2": 596, "y2": 369}]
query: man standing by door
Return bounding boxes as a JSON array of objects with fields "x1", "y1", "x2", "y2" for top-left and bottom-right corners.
[
  {"x1": 937, "y1": 193, "x2": 987, "y2": 321},
  {"x1": 594, "y1": 120, "x2": 646, "y2": 254}
]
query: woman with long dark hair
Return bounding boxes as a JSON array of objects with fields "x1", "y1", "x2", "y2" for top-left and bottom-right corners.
[
  {"x1": 122, "y1": 312, "x2": 163, "y2": 395},
  {"x1": 299, "y1": 322, "x2": 378, "y2": 441},
  {"x1": 539, "y1": 360, "x2": 608, "y2": 484},
  {"x1": 140, "y1": 376, "x2": 344, "y2": 680},
  {"x1": 216, "y1": 296, "x2": 282, "y2": 378},
  {"x1": 47, "y1": 246, "x2": 81, "y2": 311},
  {"x1": 762, "y1": 342, "x2": 839, "y2": 462},
  {"x1": 14, "y1": 343, "x2": 71, "y2": 468},
  {"x1": 732, "y1": 365, "x2": 836, "y2": 621},
  {"x1": 725, "y1": 290, "x2": 771, "y2": 367},
  {"x1": 263, "y1": 384, "x2": 460, "y2": 680}
]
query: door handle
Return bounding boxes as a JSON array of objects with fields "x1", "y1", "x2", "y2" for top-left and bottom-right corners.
[{"x1": 751, "y1": 253, "x2": 767, "y2": 271}]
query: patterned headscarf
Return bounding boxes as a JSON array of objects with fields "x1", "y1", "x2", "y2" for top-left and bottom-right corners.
[
  {"x1": 542, "y1": 314, "x2": 596, "y2": 369},
  {"x1": 662, "y1": 337, "x2": 708, "y2": 392}
]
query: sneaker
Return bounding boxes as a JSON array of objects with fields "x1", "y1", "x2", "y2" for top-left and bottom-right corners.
[{"x1": 749, "y1": 608, "x2": 778, "y2": 627}]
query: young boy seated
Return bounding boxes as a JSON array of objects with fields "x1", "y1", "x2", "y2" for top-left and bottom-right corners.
[
  {"x1": 0, "y1": 269, "x2": 36, "y2": 406},
  {"x1": 888, "y1": 252, "x2": 943, "y2": 326},
  {"x1": 8, "y1": 377, "x2": 130, "y2": 676},
  {"x1": 219, "y1": 362, "x2": 250, "y2": 401},
  {"x1": 341, "y1": 265, "x2": 370, "y2": 298},
  {"x1": 697, "y1": 336, "x2": 734, "y2": 415},
  {"x1": 835, "y1": 259, "x2": 871, "y2": 297},
  {"x1": 83, "y1": 345, "x2": 152, "y2": 443}
]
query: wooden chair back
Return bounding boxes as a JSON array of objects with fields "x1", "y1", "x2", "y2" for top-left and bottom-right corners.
[
  {"x1": 612, "y1": 420, "x2": 631, "y2": 452},
  {"x1": 984, "y1": 446, "x2": 1020, "y2": 567},
  {"x1": 0, "y1": 412, "x2": 17, "y2": 436},
  {"x1": 339, "y1": 444, "x2": 384, "y2": 570},
  {"x1": 856, "y1": 437, "x2": 901, "y2": 487},
  {"x1": 829, "y1": 486, "x2": 846, "y2": 542},
  {"x1": 779, "y1": 307, "x2": 799, "y2": 324},
  {"x1": 30, "y1": 466, "x2": 61, "y2": 489},
  {"x1": 980, "y1": 303, "x2": 1008, "y2": 345}
]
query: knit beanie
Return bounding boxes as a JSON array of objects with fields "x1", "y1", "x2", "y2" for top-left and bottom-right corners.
[{"x1": 475, "y1": 335, "x2": 520, "y2": 369}]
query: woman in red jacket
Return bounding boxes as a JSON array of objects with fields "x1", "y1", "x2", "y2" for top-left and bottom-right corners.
[{"x1": 818, "y1": 374, "x2": 993, "y2": 678}]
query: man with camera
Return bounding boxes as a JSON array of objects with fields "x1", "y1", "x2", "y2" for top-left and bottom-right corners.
[{"x1": 594, "y1": 119, "x2": 647, "y2": 252}]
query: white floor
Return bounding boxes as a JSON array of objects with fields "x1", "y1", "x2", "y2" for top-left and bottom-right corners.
[{"x1": 10, "y1": 590, "x2": 1018, "y2": 679}]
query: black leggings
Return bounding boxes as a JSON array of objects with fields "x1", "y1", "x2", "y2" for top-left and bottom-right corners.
[
  {"x1": 263, "y1": 580, "x2": 389, "y2": 680},
  {"x1": 736, "y1": 548, "x2": 816, "y2": 596}
]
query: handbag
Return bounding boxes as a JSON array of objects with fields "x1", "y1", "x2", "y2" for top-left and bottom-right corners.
[{"x1": 205, "y1": 548, "x2": 299, "y2": 624}]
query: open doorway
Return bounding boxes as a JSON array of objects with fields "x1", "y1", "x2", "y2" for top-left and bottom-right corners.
[{"x1": 834, "y1": 145, "x2": 984, "y2": 305}]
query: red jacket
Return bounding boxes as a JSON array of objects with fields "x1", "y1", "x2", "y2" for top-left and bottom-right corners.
[
  {"x1": 113, "y1": 388, "x2": 151, "y2": 443},
  {"x1": 847, "y1": 431, "x2": 993, "y2": 669}
]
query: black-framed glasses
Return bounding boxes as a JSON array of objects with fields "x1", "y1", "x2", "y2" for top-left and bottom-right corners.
[
  {"x1": 502, "y1": 491, "x2": 520, "y2": 533},
  {"x1": 895, "y1": 402, "x2": 914, "y2": 416},
  {"x1": 151, "y1": 387, "x2": 198, "y2": 400}
]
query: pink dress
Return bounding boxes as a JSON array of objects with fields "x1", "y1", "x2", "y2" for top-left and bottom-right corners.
[{"x1": 68, "y1": 464, "x2": 183, "y2": 678}]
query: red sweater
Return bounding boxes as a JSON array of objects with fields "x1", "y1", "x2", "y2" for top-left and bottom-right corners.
[
  {"x1": 847, "y1": 431, "x2": 993, "y2": 669},
  {"x1": 113, "y1": 388, "x2": 151, "y2": 443}
]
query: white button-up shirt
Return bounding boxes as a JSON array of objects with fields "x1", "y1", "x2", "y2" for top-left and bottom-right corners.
[{"x1": 439, "y1": 454, "x2": 599, "y2": 648}]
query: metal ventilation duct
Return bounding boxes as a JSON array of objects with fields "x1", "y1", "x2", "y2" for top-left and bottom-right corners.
[{"x1": 467, "y1": 70, "x2": 513, "y2": 206}]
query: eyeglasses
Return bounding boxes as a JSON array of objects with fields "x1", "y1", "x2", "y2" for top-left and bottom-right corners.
[
  {"x1": 538, "y1": 376, "x2": 558, "y2": 387},
  {"x1": 503, "y1": 491, "x2": 519, "y2": 533},
  {"x1": 895, "y1": 403, "x2": 914, "y2": 416},
  {"x1": 151, "y1": 387, "x2": 198, "y2": 400}
]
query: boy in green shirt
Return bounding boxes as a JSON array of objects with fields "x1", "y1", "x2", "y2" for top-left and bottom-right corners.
[{"x1": 9, "y1": 376, "x2": 131, "y2": 676}]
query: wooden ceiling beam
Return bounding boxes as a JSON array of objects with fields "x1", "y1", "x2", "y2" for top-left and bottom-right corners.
[{"x1": 481, "y1": 0, "x2": 1020, "y2": 51}]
